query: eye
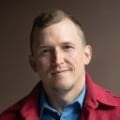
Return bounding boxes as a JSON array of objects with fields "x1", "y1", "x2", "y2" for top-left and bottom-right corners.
[
  {"x1": 42, "y1": 49, "x2": 49, "y2": 53},
  {"x1": 40, "y1": 48, "x2": 51, "y2": 56},
  {"x1": 63, "y1": 45, "x2": 74, "y2": 51}
]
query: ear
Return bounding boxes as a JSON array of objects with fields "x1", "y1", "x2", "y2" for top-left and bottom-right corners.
[
  {"x1": 84, "y1": 45, "x2": 92, "y2": 65},
  {"x1": 29, "y1": 55, "x2": 37, "y2": 72}
]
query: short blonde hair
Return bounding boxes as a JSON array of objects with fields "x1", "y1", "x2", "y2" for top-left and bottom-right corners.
[{"x1": 30, "y1": 9, "x2": 86, "y2": 54}]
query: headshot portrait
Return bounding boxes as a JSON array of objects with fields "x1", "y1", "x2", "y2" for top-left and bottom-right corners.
[{"x1": 0, "y1": 1, "x2": 120, "y2": 120}]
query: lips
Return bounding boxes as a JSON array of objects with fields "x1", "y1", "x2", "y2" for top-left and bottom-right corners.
[{"x1": 51, "y1": 69, "x2": 70, "y2": 75}]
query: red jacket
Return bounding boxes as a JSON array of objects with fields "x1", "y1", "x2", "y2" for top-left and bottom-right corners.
[{"x1": 0, "y1": 73, "x2": 120, "y2": 120}]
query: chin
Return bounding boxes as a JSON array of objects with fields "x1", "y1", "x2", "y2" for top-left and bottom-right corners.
[{"x1": 54, "y1": 82, "x2": 73, "y2": 91}]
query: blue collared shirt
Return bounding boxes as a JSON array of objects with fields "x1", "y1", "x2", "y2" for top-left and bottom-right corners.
[{"x1": 40, "y1": 86, "x2": 86, "y2": 120}]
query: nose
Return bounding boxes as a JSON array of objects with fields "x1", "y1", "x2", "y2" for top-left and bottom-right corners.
[{"x1": 52, "y1": 48, "x2": 65, "y2": 66}]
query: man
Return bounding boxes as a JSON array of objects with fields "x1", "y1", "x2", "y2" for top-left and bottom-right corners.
[{"x1": 0, "y1": 9, "x2": 120, "y2": 120}]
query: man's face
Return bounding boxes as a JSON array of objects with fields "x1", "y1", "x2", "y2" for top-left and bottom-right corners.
[{"x1": 30, "y1": 19, "x2": 92, "y2": 94}]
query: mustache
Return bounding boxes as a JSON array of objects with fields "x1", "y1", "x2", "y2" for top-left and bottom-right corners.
[{"x1": 49, "y1": 65, "x2": 73, "y2": 74}]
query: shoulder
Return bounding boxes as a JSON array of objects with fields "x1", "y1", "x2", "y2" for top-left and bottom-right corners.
[
  {"x1": 93, "y1": 81, "x2": 120, "y2": 107},
  {"x1": 85, "y1": 74, "x2": 120, "y2": 119},
  {"x1": 0, "y1": 82, "x2": 41, "y2": 120},
  {"x1": 106, "y1": 90, "x2": 120, "y2": 106},
  {"x1": 0, "y1": 98, "x2": 25, "y2": 120},
  {"x1": 85, "y1": 73, "x2": 120, "y2": 108}
]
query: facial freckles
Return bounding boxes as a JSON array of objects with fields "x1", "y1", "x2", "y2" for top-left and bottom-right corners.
[{"x1": 30, "y1": 18, "x2": 92, "y2": 93}]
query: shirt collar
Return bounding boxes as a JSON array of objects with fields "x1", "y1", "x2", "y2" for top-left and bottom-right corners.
[
  {"x1": 72, "y1": 85, "x2": 86, "y2": 108},
  {"x1": 40, "y1": 85, "x2": 86, "y2": 116}
]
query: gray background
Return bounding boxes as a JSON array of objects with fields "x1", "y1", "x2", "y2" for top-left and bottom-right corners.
[{"x1": 0, "y1": 0, "x2": 120, "y2": 112}]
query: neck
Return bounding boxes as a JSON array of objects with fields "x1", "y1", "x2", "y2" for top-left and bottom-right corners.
[{"x1": 44, "y1": 78, "x2": 85, "y2": 112}]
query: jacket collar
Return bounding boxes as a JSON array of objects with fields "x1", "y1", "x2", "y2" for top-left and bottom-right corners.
[
  {"x1": 84, "y1": 73, "x2": 119, "y2": 109},
  {"x1": 20, "y1": 83, "x2": 42, "y2": 120},
  {"x1": 20, "y1": 73, "x2": 119, "y2": 119}
]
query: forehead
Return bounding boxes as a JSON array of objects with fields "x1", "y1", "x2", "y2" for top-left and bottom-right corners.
[{"x1": 33, "y1": 18, "x2": 83, "y2": 45}]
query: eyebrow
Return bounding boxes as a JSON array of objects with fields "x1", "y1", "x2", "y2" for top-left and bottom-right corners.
[{"x1": 62, "y1": 42, "x2": 75, "y2": 45}]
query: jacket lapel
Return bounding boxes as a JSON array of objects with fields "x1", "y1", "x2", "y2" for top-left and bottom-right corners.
[{"x1": 20, "y1": 82, "x2": 42, "y2": 120}]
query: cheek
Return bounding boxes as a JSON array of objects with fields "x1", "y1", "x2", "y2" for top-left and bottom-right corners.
[
  {"x1": 36, "y1": 57, "x2": 51, "y2": 71},
  {"x1": 70, "y1": 51, "x2": 85, "y2": 68},
  {"x1": 40, "y1": 58, "x2": 49, "y2": 65}
]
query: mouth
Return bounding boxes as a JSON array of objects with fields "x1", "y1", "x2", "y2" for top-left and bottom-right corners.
[{"x1": 51, "y1": 69, "x2": 70, "y2": 76}]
